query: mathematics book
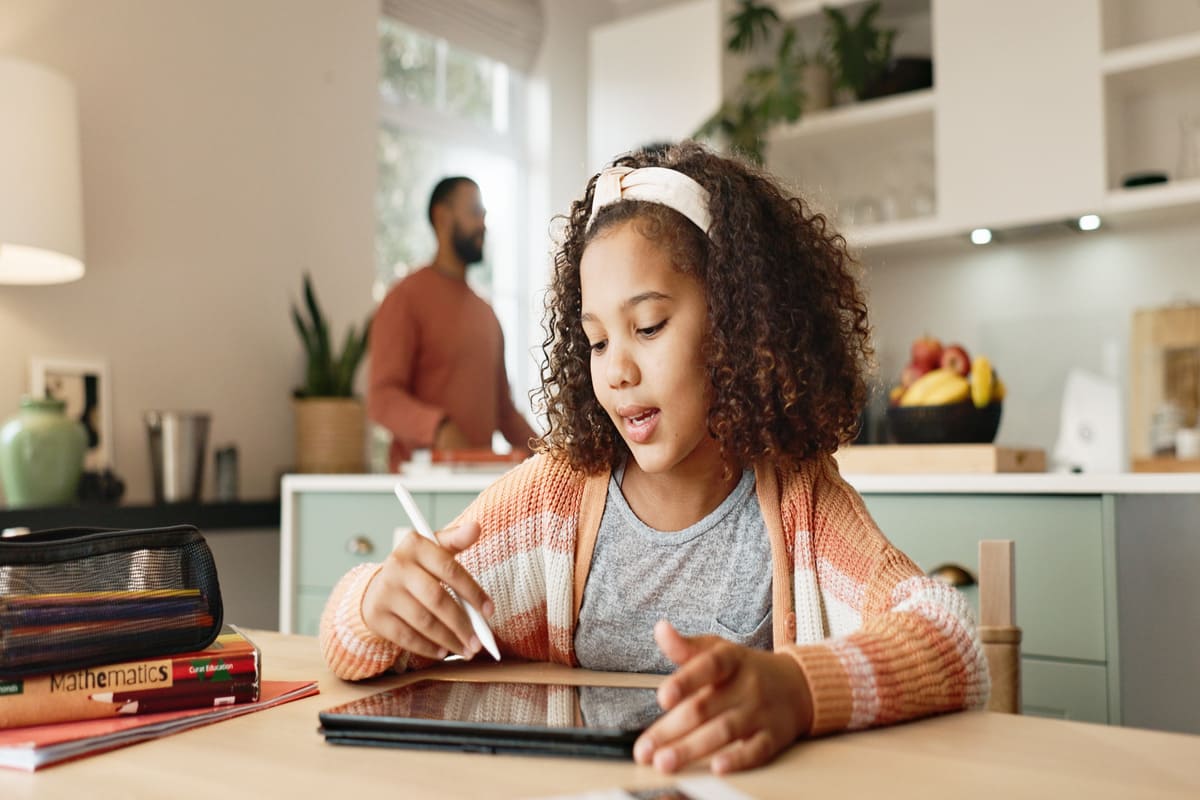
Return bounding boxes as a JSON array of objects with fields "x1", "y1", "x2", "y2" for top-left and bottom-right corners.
[
  {"x1": 0, "y1": 625, "x2": 259, "y2": 729},
  {"x1": 0, "y1": 679, "x2": 318, "y2": 772}
]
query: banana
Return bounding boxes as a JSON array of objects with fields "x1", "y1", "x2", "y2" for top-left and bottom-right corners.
[
  {"x1": 970, "y1": 356, "x2": 994, "y2": 408},
  {"x1": 900, "y1": 368, "x2": 971, "y2": 406},
  {"x1": 994, "y1": 377, "x2": 1006, "y2": 401}
]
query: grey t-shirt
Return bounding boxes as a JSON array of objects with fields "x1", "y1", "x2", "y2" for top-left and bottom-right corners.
[{"x1": 574, "y1": 465, "x2": 774, "y2": 673}]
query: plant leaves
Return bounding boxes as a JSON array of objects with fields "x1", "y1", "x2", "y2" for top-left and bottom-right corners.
[
  {"x1": 824, "y1": 0, "x2": 895, "y2": 96},
  {"x1": 292, "y1": 275, "x2": 369, "y2": 397},
  {"x1": 727, "y1": 0, "x2": 779, "y2": 53},
  {"x1": 302, "y1": 272, "x2": 331, "y2": 379}
]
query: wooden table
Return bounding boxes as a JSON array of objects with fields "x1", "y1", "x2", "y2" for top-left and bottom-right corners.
[{"x1": 3, "y1": 630, "x2": 1199, "y2": 799}]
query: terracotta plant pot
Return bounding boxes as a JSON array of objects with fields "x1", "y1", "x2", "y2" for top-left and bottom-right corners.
[{"x1": 292, "y1": 397, "x2": 365, "y2": 473}]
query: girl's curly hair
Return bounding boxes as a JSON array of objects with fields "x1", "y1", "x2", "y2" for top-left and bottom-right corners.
[{"x1": 532, "y1": 141, "x2": 873, "y2": 475}]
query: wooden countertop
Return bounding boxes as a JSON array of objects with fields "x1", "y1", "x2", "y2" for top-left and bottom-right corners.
[{"x1": 3, "y1": 630, "x2": 1198, "y2": 798}]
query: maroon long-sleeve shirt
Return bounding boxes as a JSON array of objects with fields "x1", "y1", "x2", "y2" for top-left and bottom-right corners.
[{"x1": 367, "y1": 266, "x2": 537, "y2": 471}]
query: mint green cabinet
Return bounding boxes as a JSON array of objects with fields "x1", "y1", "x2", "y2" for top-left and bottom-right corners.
[
  {"x1": 861, "y1": 494, "x2": 1117, "y2": 723},
  {"x1": 283, "y1": 486, "x2": 477, "y2": 635},
  {"x1": 295, "y1": 491, "x2": 433, "y2": 589},
  {"x1": 1022, "y1": 661, "x2": 1109, "y2": 724}
]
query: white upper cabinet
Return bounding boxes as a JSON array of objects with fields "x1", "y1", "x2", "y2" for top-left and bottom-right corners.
[
  {"x1": 1100, "y1": 0, "x2": 1200, "y2": 219},
  {"x1": 587, "y1": 0, "x2": 1196, "y2": 253},
  {"x1": 588, "y1": 0, "x2": 723, "y2": 172},
  {"x1": 933, "y1": 0, "x2": 1106, "y2": 231}
]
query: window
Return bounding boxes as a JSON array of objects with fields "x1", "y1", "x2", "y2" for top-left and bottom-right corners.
[{"x1": 373, "y1": 17, "x2": 534, "y2": 465}]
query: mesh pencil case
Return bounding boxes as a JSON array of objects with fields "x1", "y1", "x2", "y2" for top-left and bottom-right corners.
[{"x1": 0, "y1": 525, "x2": 223, "y2": 678}]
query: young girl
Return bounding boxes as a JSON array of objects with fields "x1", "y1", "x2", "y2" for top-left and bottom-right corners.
[{"x1": 320, "y1": 142, "x2": 989, "y2": 774}]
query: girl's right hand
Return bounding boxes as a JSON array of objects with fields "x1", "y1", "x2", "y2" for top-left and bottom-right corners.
[{"x1": 362, "y1": 521, "x2": 494, "y2": 660}]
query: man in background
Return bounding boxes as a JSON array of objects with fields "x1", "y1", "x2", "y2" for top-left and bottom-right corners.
[{"x1": 368, "y1": 176, "x2": 537, "y2": 472}]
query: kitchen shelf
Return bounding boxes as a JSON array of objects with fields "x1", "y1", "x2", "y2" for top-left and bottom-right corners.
[
  {"x1": 842, "y1": 179, "x2": 1200, "y2": 254},
  {"x1": 770, "y1": 88, "x2": 935, "y2": 144},
  {"x1": 1104, "y1": 178, "x2": 1200, "y2": 216},
  {"x1": 776, "y1": 0, "x2": 928, "y2": 20},
  {"x1": 842, "y1": 215, "x2": 959, "y2": 251},
  {"x1": 0, "y1": 498, "x2": 280, "y2": 533},
  {"x1": 1101, "y1": 5, "x2": 1200, "y2": 200},
  {"x1": 1101, "y1": 31, "x2": 1200, "y2": 80}
]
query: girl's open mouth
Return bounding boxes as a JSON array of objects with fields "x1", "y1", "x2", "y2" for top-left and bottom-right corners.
[{"x1": 622, "y1": 408, "x2": 660, "y2": 444}]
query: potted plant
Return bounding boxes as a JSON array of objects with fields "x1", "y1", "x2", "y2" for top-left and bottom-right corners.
[
  {"x1": 290, "y1": 273, "x2": 372, "y2": 473},
  {"x1": 695, "y1": 1, "x2": 845, "y2": 163},
  {"x1": 695, "y1": 0, "x2": 805, "y2": 164},
  {"x1": 825, "y1": 2, "x2": 930, "y2": 102},
  {"x1": 824, "y1": 2, "x2": 895, "y2": 101}
]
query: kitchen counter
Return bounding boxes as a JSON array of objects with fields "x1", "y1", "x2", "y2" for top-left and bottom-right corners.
[
  {"x1": 282, "y1": 469, "x2": 1200, "y2": 496},
  {"x1": 281, "y1": 469, "x2": 514, "y2": 495},
  {"x1": 0, "y1": 498, "x2": 279, "y2": 532},
  {"x1": 842, "y1": 472, "x2": 1200, "y2": 494}
]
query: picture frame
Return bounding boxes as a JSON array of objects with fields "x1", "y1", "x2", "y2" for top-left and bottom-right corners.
[{"x1": 30, "y1": 357, "x2": 114, "y2": 470}]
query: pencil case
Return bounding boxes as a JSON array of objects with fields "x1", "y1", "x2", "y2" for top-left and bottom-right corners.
[{"x1": 0, "y1": 525, "x2": 223, "y2": 678}]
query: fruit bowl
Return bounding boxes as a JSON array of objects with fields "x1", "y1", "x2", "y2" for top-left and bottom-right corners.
[{"x1": 886, "y1": 401, "x2": 1002, "y2": 444}]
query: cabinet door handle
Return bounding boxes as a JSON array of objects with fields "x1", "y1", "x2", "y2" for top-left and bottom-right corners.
[
  {"x1": 928, "y1": 563, "x2": 976, "y2": 587},
  {"x1": 346, "y1": 535, "x2": 374, "y2": 556}
]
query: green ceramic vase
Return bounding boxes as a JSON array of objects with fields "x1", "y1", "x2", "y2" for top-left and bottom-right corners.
[{"x1": 0, "y1": 396, "x2": 88, "y2": 508}]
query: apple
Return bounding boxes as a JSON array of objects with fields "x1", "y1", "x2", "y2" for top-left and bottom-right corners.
[
  {"x1": 910, "y1": 335, "x2": 943, "y2": 372},
  {"x1": 940, "y1": 343, "x2": 971, "y2": 377},
  {"x1": 888, "y1": 385, "x2": 905, "y2": 406},
  {"x1": 900, "y1": 362, "x2": 929, "y2": 388}
]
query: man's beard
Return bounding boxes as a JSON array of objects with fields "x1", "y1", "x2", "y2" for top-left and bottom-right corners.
[{"x1": 452, "y1": 225, "x2": 485, "y2": 265}]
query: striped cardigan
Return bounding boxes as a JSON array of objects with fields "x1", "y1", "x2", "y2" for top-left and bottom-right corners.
[{"x1": 319, "y1": 453, "x2": 989, "y2": 736}]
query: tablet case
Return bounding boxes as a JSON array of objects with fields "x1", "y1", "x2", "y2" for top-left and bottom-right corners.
[{"x1": 318, "y1": 679, "x2": 659, "y2": 760}]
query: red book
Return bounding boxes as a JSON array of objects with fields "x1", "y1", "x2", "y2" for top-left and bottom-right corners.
[
  {"x1": 92, "y1": 679, "x2": 259, "y2": 715},
  {"x1": 0, "y1": 625, "x2": 260, "y2": 729},
  {"x1": 0, "y1": 680, "x2": 318, "y2": 772}
]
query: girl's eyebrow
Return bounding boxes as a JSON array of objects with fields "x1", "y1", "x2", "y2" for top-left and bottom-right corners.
[
  {"x1": 622, "y1": 290, "x2": 671, "y2": 310},
  {"x1": 581, "y1": 291, "x2": 672, "y2": 323}
]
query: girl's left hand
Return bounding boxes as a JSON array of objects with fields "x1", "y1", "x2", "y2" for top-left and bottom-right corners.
[{"x1": 633, "y1": 620, "x2": 813, "y2": 775}]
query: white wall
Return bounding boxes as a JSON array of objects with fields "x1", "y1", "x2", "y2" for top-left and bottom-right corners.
[
  {"x1": 864, "y1": 218, "x2": 1200, "y2": 464},
  {"x1": 0, "y1": 0, "x2": 379, "y2": 503},
  {"x1": 520, "y1": 0, "x2": 617, "y2": 412},
  {"x1": 587, "y1": 0, "x2": 721, "y2": 173}
]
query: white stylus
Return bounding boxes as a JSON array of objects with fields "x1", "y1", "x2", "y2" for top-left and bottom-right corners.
[{"x1": 393, "y1": 484, "x2": 500, "y2": 661}]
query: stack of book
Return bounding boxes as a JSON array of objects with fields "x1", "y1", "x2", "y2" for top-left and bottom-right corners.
[
  {"x1": 0, "y1": 624, "x2": 317, "y2": 771},
  {"x1": 0, "y1": 625, "x2": 261, "y2": 729}
]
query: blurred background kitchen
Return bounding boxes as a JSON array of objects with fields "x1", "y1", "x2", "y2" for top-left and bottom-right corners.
[{"x1": 2, "y1": 0, "x2": 1199, "y2": 731}]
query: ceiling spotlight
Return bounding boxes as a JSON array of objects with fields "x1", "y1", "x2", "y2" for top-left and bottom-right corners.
[
  {"x1": 1077, "y1": 214, "x2": 1102, "y2": 232},
  {"x1": 970, "y1": 228, "x2": 993, "y2": 245}
]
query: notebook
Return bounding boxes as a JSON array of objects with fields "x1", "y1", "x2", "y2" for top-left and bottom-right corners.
[{"x1": 318, "y1": 679, "x2": 661, "y2": 759}]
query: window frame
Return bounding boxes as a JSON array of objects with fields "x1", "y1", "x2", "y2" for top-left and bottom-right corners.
[{"x1": 375, "y1": 18, "x2": 538, "y2": 459}]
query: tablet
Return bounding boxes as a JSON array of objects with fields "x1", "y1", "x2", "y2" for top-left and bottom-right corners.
[{"x1": 318, "y1": 679, "x2": 662, "y2": 759}]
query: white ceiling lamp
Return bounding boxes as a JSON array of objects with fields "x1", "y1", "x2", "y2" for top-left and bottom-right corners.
[
  {"x1": 0, "y1": 58, "x2": 85, "y2": 284},
  {"x1": 970, "y1": 228, "x2": 993, "y2": 245},
  {"x1": 1077, "y1": 214, "x2": 1102, "y2": 232}
]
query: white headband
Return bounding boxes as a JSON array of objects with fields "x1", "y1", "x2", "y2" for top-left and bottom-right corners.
[{"x1": 588, "y1": 166, "x2": 712, "y2": 236}]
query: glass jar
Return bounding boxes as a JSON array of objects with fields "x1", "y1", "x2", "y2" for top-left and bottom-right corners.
[
  {"x1": 1149, "y1": 402, "x2": 1185, "y2": 457},
  {"x1": 0, "y1": 396, "x2": 87, "y2": 508}
]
